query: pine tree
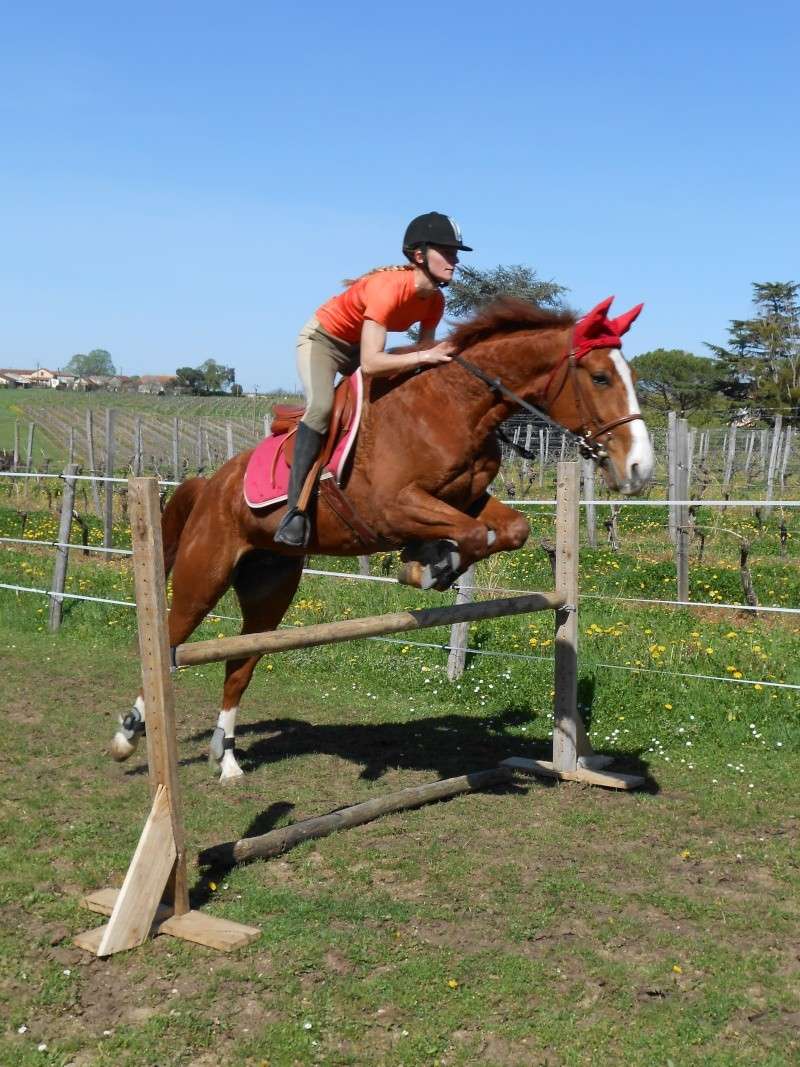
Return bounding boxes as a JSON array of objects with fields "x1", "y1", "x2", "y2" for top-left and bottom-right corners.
[
  {"x1": 706, "y1": 282, "x2": 800, "y2": 420},
  {"x1": 446, "y1": 264, "x2": 568, "y2": 319}
]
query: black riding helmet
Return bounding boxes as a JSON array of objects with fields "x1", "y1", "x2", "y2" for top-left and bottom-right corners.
[{"x1": 402, "y1": 212, "x2": 473, "y2": 256}]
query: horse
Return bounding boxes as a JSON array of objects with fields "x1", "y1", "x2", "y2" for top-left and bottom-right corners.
[{"x1": 112, "y1": 296, "x2": 654, "y2": 779}]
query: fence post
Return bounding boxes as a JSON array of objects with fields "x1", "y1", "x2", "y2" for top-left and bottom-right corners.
[
  {"x1": 759, "y1": 429, "x2": 768, "y2": 477},
  {"x1": 263, "y1": 414, "x2": 271, "y2": 438},
  {"x1": 26, "y1": 422, "x2": 35, "y2": 470},
  {"x1": 667, "y1": 411, "x2": 677, "y2": 543},
  {"x1": 358, "y1": 556, "x2": 370, "y2": 576},
  {"x1": 13, "y1": 421, "x2": 19, "y2": 471},
  {"x1": 552, "y1": 460, "x2": 588, "y2": 772},
  {"x1": 743, "y1": 432, "x2": 755, "y2": 480},
  {"x1": 48, "y1": 464, "x2": 78, "y2": 632},
  {"x1": 675, "y1": 418, "x2": 690, "y2": 602},
  {"x1": 85, "y1": 410, "x2": 101, "y2": 514},
  {"x1": 134, "y1": 416, "x2": 144, "y2": 475},
  {"x1": 723, "y1": 425, "x2": 737, "y2": 490},
  {"x1": 226, "y1": 421, "x2": 235, "y2": 461},
  {"x1": 172, "y1": 417, "x2": 181, "y2": 483},
  {"x1": 765, "y1": 414, "x2": 783, "y2": 516},
  {"x1": 780, "y1": 427, "x2": 793, "y2": 489},
  {"x1": 447, "y1": 563, "x2": 476, "y2": 682},
  {"x1": 581, "y1": 457, "x2": 596, "y2": 548},
  {"x1": 104, "y1": 409, "x2": 116, "y2": 549},
  {"x1": 203, "y1": 422, "x2": 213, "y2": 469}
]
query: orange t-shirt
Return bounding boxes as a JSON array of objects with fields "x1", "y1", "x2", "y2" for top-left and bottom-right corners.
[{"x1": 316, "y1": 269, "x2": 445, "y2": 345}]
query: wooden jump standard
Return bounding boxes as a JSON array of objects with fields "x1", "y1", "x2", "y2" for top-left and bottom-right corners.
[{"x1": 76, "y1": 462, "x2": 642, "y2": 959}]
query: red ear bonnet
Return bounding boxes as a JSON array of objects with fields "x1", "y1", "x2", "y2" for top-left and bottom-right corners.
[{"x1": 573, "y1": 297, "x2": 644, "y2": 360}]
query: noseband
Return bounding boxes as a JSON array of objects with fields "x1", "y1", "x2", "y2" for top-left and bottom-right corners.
[{"x1": 452, "y1": 339, "x2": 644, "y2": 464}]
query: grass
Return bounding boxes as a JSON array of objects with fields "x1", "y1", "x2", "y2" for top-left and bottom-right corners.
[{"x1": 1, "y1": 487, "x2": 799, "y2": 1064}]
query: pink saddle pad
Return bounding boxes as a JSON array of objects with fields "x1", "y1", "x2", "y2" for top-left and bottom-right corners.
[{"x1": 244, "y1": 370, "x2": 363, "y2": 509}]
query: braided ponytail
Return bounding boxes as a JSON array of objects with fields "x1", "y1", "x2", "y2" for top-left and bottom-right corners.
[{"x1": 341, "y1": 264, "x2": 413, "y2": 288}]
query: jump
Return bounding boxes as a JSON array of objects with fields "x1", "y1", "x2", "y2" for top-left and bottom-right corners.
[{"x1": 111, "y1": 219, "x2": 653, "y2": 780}]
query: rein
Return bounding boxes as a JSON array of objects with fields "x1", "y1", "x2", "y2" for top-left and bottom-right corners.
[{"x1": 451, "y1": 342, "x2": 644, "y2": 464}]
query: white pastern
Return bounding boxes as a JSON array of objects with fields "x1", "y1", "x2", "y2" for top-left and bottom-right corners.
[
  {"x1": 110, "y1": 694, "x2": 145, "y2": 762},
  {"x1": 610, "y1": 350, "x2": 654, "y2": 490},
  {"x1": 216, "y1": 707, "x2": 244, "y2": 780}
]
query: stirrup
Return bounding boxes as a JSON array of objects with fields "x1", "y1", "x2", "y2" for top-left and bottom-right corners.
[{"x1": 274, "y1": 506, "x2": 311, "y2": 548}]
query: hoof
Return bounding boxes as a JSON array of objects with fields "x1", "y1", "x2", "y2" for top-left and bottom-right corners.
[
  {"x1": 220, "y1": 765, "x2": 245, "y2": 783},
  {"x1": 397, "y1": 561, "x2": 425, "y2": 588},
  {"x1": 111, "y1": 707, "x2": 145, "y2": 762},
  {"x1": 398, "y1": 540, "x2": 461, "y2": 591},
  {"x1": 110, "y1": 731, "x2": 137, "y2": 762}
]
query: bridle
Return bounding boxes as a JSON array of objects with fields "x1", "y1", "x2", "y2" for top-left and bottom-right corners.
[{"x1": 451, "y1": 334, "x2": 644, "y2": 465}]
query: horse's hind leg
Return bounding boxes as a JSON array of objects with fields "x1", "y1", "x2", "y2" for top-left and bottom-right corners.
[{"x1": 209, "y1": 552, "x2": 304, "y2": 781}]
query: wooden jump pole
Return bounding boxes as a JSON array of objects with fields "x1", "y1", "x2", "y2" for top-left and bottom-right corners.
[
  {"x1": 173, "y1": 590, "x2": 565, "y2": 667},
  {"x1": 199, "y1": 767, "x2": 514, "y2": 867}
]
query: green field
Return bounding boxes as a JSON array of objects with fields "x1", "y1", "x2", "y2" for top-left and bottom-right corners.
[{"x1": 1, "y1": 486, "x2": 798, "y2": 1065}]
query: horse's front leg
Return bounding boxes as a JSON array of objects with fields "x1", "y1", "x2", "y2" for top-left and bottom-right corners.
[
  {"x1": 467, "y1": 493, "x2": 530, "y2": 555},
  {"x1": 382, "y1": 486, "x2": 496, "y2": 590}
]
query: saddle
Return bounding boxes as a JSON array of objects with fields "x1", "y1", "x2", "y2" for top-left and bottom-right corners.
[
  {"x1": 271, "y1": 374, "x2": 357, "y2": 476},
  {"x1": 244, "y1": 371, "x2": 376, "y2": 546}
]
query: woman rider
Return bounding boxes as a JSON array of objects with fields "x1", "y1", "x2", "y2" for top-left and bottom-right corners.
[{"x1": 274, "y1": 212, "x2": 473, "y2": 547}]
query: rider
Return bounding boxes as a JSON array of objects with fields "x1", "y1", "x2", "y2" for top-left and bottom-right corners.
[{"x1": 274, "y1": 212, "x2": 473, "y2": 547}]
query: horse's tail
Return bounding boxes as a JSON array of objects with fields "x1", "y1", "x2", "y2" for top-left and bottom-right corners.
[{"x1": 161, "y1": 477, "x2": 206, "y2": 577}]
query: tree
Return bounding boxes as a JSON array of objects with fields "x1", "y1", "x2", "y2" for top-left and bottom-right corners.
[
  {"x1": 408, "y1": 263, "x2": 568, "y2": 341},
  {"x1": 705, "y1": 282, "x2": 800, "y2": 419},
  {"x1": 175, "y1": 360, "x2": 236, "y2": 394},
  {"x1": 630, "y1": 349, "x2": 722, "y2": 417},
  {"x1": 66, "y1": 349, "x2": 115, "y2": 376},
  {"x1": 230, "y1": 383, "x2": 244, "y2": 397},
  {"x1": 199, "y1": 359, "x2": 235, "y2": 393},
  {"x1": 175, "y1": 366, "x2": 206, "y2": 394},
  {"x1": 446, "y1": 264, "x2": 568, "y2": 318}
]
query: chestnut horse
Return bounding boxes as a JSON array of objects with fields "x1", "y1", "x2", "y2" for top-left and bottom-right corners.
[{"x1": 112, "y1": 297, "x2": 653, "y2": 779}]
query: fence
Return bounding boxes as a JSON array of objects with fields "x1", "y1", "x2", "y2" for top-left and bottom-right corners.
[{"x1": 1, "y1": 467, "x2": 799, "y2": 696}]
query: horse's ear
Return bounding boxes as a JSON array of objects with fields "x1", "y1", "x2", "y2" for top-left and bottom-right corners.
[
  {"x1": 608, "y1": 303, "x2": 644, "y2": 337},
  {"x1": 583, "y1": 296, "x2": 615, "y2": 324}
]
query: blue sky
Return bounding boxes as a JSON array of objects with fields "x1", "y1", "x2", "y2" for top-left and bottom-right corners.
[{"x1": 1, "y1": 1, "x2": 797, "y2": 390}]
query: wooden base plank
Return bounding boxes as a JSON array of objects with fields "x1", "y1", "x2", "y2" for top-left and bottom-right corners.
[
  {"x1": 77, "y1": 889, "x2": 260, "y2": 953},
  {"x1": 159, "y1": 910, "x2": 260, "y2": 951},
  {"x1": 82, "y1": 888, "x2": 173, "y2": 923},
  {"x1": 74, "y1": 924, "x2": 111, "y2": 954},
  {"x1": 501, "y1": 756, "x2": 645, "y2": 791}
]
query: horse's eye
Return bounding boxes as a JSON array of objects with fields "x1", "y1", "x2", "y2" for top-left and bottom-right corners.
[{"x1": 591, "y1": 374, "x2": 610, "y2": 386}]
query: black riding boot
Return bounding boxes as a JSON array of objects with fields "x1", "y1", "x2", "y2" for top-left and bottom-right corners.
[{"x1": 274, "y1": 422, "x2": 325, "y2": 547}]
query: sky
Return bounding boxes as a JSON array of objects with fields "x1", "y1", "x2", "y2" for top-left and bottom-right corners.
[{"x1": 1, "y1": 1, "x2": 798, "y2": 391}]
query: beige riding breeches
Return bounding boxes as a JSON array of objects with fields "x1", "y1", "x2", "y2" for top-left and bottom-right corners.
[{"x1": 296, "y1": 316, "x2": 360, "y2": 434}]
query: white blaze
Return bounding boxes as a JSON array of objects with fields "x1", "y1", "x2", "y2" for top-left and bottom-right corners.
[{"x1": 609, "y1": 350, "x2": 654, "y2": 489}]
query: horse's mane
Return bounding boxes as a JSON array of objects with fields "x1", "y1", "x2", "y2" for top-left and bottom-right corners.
[{"x1": 450, "y1": 298, "x2": 575, "y2": 353}]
